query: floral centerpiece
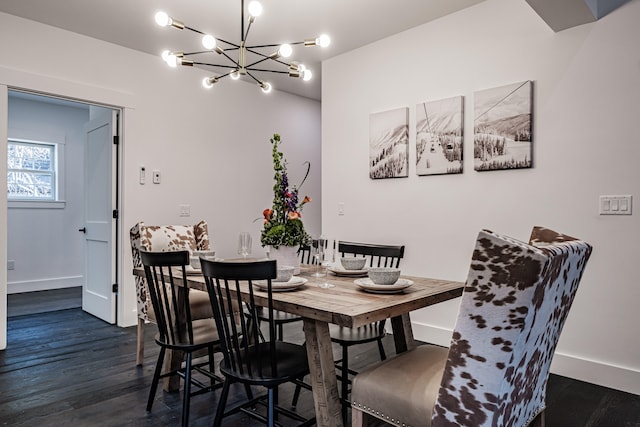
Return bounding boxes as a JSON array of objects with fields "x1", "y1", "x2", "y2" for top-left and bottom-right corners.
[{"x1": 260, "y1": 134, "x2": 312, "y2": 269}]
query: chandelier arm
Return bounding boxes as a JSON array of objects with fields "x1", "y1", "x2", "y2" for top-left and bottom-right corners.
[
  {"x1": 192, "y1": 62, "x2": 238, "y2": 70},
  {"x1": 247, "y1": 68, "x2": 289, "y2": 74},
  {"x1": 245, "y1": 71, "x2": 263, "y2": 84},
  {"x1": 246, "y1": 41, "x2": 304, "y2": 49},
  {"x1": 245, "y1": 48, "x2": 291, "y2": 67}
]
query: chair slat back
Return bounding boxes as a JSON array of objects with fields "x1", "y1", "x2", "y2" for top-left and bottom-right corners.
[
  {"x1": 338, "y1": 241, "x2": 405, "y2": 268},
  {"x1": 201, "y1": 259, "x2": 279, "y2": 380},
  {"x1": 432, "y1": 228, "x2": 592, "y2": 427},
  {"x1": 140, "y1": 250, "x2": 194, "y2": 346}
]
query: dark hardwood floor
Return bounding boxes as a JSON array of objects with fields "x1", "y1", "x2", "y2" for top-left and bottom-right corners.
[{"x1": 2, "y1": 290, "x2": 639, "y2": 426}]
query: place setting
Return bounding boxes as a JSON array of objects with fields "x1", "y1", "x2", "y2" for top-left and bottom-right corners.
[
  {"x1": 327, "y1": 255, "x2": 369, "y2": 278},
  {"x1": 354, "y1": 267, "x2": 414, "y2": 294},
  {"x1": 254, "y1": 265, "x2": 308, "y2": 292}
]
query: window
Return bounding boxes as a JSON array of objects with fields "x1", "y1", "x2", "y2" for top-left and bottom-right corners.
[{"x1": 7, "y1": 139, "x2": 57, "y2": 201}]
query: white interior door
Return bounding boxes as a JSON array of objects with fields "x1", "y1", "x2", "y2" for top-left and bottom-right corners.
[{"x1": 81, "y1": 111, "x2": 117, "y2": 323}]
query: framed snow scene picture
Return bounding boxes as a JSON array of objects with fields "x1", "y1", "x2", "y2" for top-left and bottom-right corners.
[
  {"x1": 369, "y1": 107, "x2": 409, "y2": 179},
  {"x1": 474, "y1": 80, "x2": 533, "y2": 171},
  {"x1": 416, "y1": 96, "x2": 463, "y2": 176}
]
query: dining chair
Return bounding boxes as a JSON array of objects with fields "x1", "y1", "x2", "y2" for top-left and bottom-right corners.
[
  {"x1": 332, "y1": 240, "x2": 405, "y2": 422},
  {"x1": 350, "y1": 227, "x2": 592, "y2": 427},
  {"x1": 129, "y1": 220, "x2": 212, "y2": 365},
  {"x1": 140, "y1": 250, "x2": 224, "y2": 427},
  {"x1": 200, "y1": 258, "x2": 315, "y2": 427}
]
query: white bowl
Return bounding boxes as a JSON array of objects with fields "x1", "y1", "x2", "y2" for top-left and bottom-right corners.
[
  {"x1": 340, "y1": 256, "x2": 367, "y2": 270},
  {"x1": 275, "y1": 265, "x2": 294, "y2": 282},
  {"x1": 191, "y1": 250, "x2": 216, "y2": 269},
  {"x1": 368, "y1": 267, "x2": 401, "y2": 285}
]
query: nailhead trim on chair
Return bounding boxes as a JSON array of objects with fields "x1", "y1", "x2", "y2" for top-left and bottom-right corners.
[{"x1": 352, "y1": 401, "x2": 407, "y2": 427}]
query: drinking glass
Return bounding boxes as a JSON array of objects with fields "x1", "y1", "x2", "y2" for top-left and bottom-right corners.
[
  {"x1": 318, "y1": 237, "x2": 335, "y2": 288},
  {"x1": 237, "y1": 232, "x2": 252, "y2": 259},
  {"x1": 311, "y1": 237, "x2": 325, "y2": 277}
]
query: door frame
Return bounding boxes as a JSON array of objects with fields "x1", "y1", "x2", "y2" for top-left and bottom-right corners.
[{"x1": 1, "y1": 67, "x2": 135, "y2": 349}]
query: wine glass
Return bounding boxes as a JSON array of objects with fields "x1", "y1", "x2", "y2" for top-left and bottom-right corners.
[
  {"x1": 318, "y1": 237, "x2": 335, "y2": 288},
  {"x1": 311, "y1": 237, "x2": 325, "y2": 277},
  {"x1": 237, "y1": 232, "x2": 252, "y2": 259}
]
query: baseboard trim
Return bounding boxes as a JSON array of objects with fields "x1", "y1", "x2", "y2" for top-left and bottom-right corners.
[
  {"x1": 410, "y1": 321, "x2": 640, "y2": 396},
  {"x1": 7, "y1": 276, "x2": 82, "y2": 294}
]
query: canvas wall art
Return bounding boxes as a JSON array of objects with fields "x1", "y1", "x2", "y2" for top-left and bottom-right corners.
[
  {"x1": 416, "y1": 96, "x2": 463, "y2": 176},
  {"x1": 473, "y1": 80, "x2": 533, "y2": 171},
  {"x1": 369, "y1": 107, "x2": 409, "y2": 179}
]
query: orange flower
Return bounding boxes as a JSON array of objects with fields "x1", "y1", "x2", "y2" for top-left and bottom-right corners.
[
  {"x1": 302, "y1": 196, "x2": 312, "y2": 204},
  {"x1": 263, "y1": 208, "x2": 273, "y2": 220},
  {"x1": 288, "y1": 211, "x2": 301, "y2": 220}
]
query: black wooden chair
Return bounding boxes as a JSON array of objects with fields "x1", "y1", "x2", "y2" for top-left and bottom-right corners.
[
  {"x1": 200, "y1": 258, "x2": 314, "y2": 427},
  {"x1": 140, "y1": 250, "x2": 223, "y2": 427},
  {"x1": 332, "y1": 241, "x2": 405, "y2": 423}
]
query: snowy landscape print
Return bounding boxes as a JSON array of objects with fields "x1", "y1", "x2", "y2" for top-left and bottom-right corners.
[
  {"x1": 369, "y1": 107, "x2": 409, "y2": 179},
  {"x1": 416, "y1": 96, "x2": 463, "y2": 176},
  {"x1": 474, "y1": 80, "x2": 532, "y2": 171}
]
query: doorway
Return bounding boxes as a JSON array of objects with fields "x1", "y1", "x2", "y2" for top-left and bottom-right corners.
[{"x1": 6, "y1": 90, "x2": 121, "y2": 324}]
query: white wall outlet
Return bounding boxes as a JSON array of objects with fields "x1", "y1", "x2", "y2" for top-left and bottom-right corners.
[
  {"x1": 7, "y1": 260, "x2": 15, "y2": 270},
  {"x1": 179, "y1": 204, "x2": 191, "y2": 217},
  {"x1": 153, "y1": 170, "x2": 161, "y2": 184},
  {"x1": 139, "y1": 166, "x2": 146, "y2": 185},
  {"x1": 599, "y1": 195, "x2": 632, "y2": 215}
]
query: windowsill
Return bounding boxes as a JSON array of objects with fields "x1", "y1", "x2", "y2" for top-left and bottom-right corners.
[{"x1": 8, "y1": 200, "x2": 66, "y2": 209}]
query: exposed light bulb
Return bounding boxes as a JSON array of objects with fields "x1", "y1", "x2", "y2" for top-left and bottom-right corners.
[
  {"x1": 302, "y1": 69, "x2": 312, "y2": 81},
  {"x1": 317, "y1": 34, "x2": 331, "y2": 47},
  {"x1": 230, "y1": 70, "x2": 240, "y2": 80},
  {"x1": 260, "y1": 82, "x2": 272, "y2": 93},
  {"x1": 248, "y1": 1, "x2": 263, "y2": 17},
  {"x1": 155, "y1": 11, "x2": 171, "y2": 27},
  {"x1": 161, "y1": 50, "x2": 171, "y2": 62},
  {"x1": 297, "y1": 63, "x2": 306, "y2": 72},
  {"x1": 166, "y1": 53, "x2": 178, "y2": 68},
  {"x1": 202, "y1": 76, "x2": 217, "y2": 89},
  {"x1": 278, "y1": 44, "x2": 293, "y2": 58},
  {"x1": 202, "y1": 35, "x2": 217, "y2": 50}
]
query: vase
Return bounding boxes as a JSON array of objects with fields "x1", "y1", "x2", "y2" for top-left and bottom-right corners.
[{"x1": 268, "y1": 245, "x2": 300, "y2": 275}]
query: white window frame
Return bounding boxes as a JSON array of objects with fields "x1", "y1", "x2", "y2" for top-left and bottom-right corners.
[{"x1": 7, "y1": 137, "x2": 66, "y2": 209}]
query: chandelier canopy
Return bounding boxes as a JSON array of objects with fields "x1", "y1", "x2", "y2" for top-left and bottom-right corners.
[{"x1": 155, "y1": 0, "x2": 330, "y2": 94}]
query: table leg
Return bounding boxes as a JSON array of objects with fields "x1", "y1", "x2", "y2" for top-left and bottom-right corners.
[
  {"x1": 390, "y1": 312, "x2": 416, "y2": 354},
  {"x1": 303, "y1": 318, "x2": 344, "y2": 427},
  {"x1": 163, "y1": 349, "x2": 182, "y2": 392}
]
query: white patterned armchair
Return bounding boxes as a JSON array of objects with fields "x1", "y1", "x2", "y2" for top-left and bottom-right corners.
[{"x1": 129, "y1": 220, "x2": 212, "y2": 365}]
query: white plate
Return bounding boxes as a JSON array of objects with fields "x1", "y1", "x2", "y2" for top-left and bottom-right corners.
[
  {"x1": 185, "y1": 266, "x2": 202, "y2": 275},
  {"x1": 255, "y1": 276, "x2": 308, "y2": 292},
  {"x1": 354, "y1": 278, "x2": 414, "y2": 294},
  {"x1": 328, "y1": 265, "x2": 369, "y2": 277}
]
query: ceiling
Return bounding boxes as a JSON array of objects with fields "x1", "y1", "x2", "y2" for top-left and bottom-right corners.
[{"x1": 0, "y1": 0, "x2": 487, "y2": 100}]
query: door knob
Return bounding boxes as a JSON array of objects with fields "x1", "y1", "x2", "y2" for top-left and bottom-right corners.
[{"x1": 78, "y1": 227, "x2": 86, "y2": 233}]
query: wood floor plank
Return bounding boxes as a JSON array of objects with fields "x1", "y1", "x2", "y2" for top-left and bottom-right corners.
[{"x1": 1, "y1": 300, "x2": 639, "y2": 426}]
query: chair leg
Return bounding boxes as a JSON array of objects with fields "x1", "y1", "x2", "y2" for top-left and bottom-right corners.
[
  {"x1": 352, "y1": 406, "x2": 375, "y2": 427},
  {"x1": 278, "y1": 323, "x2": 284, "y2": 341},
  {"x1": 136, "y1": 318, "x2": 145, "y2": 366},
  {"x1": 376, "y1": 337, "x2": 386, "y2": 361},
  {"x1": 147, "y1": 347, "x2": 166, "y2": 412},
  {"x1": 267, "y1": 387, "x2": 275, "y2": 427},
  {"x1": 291, "y1": 377, "x2": 303, "y2": 409},
  {"x1": 182, "y1": 352, "x2": 193, "y2": 427},
  {"x1": 214, "y1": 379, "x2": 232, "y2": 427},
  {"x1": 341, "y1": 344, "x2": 350, "y2": 425}
]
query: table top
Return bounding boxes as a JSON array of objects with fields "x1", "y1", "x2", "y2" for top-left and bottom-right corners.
[{"x1": 134, "y1": 264, "x2": 464, "y2": 329}]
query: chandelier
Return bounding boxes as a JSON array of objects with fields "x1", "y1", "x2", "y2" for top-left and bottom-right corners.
[{"x1": 154, "y1": 0, "x2": 330, "y2": 94}]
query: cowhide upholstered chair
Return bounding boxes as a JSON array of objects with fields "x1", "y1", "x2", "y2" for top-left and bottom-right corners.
[
  {"x1": 351, "y1": 227, "x2": 592, "y2": 427},
  {"x1": 130, "y1": 220, "x2": 212, "y2": 366}
]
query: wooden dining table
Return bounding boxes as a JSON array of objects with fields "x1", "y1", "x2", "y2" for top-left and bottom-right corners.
[{"x1": 134, "y1": 263, "x2": 463, "y2": 427}]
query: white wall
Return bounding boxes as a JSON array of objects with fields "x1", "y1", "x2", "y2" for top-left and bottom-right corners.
[
  {"x1": 0, "y1": 11, "x2": 321, "y2": 337},
  {"x1": 7, "y1": 96, "x2": 89, "y2": 293},
  {"x1": 322, "y1": 0, "x2": 640, "y2": 394}
]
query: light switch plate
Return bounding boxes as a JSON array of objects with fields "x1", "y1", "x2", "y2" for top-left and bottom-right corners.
[
  {"x1": 153, "y1": 170, "x2": 161, "y2": 184},
  {"x1": 599, "y1": 195, "x2": 632, "y2": 215}
]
